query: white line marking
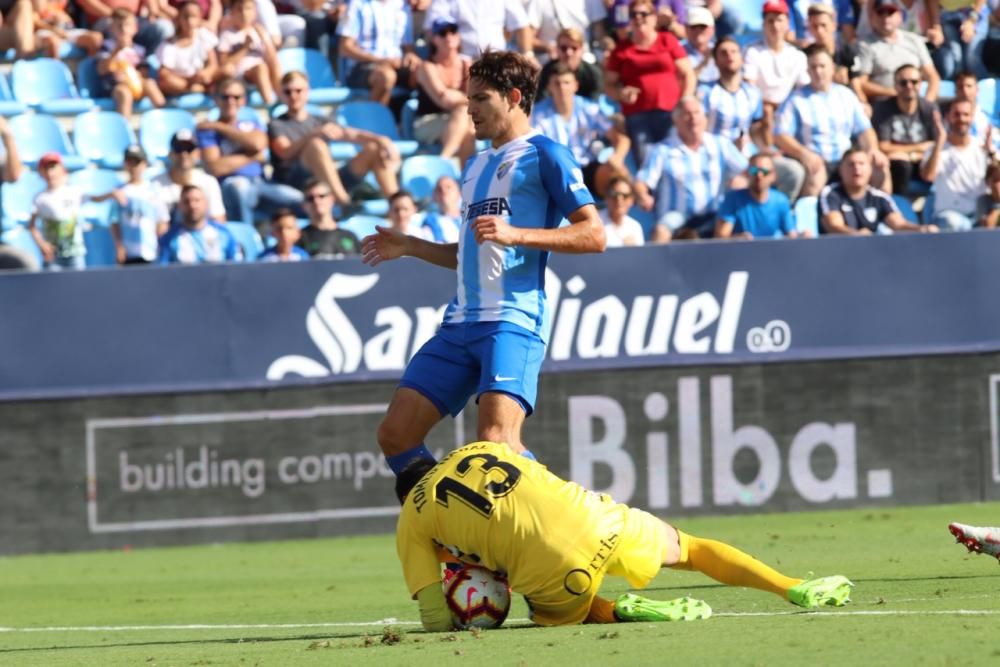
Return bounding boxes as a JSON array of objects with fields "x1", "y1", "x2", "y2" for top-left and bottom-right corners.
[{"x1": 2, "y1": 609, "x2": 999, "y2": 633}]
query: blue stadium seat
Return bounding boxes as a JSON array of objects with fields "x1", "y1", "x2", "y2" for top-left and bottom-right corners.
[
  {"x1": 0, "y1": 72, "x2": 26, "y2": 116},
  {"x1": 277, "y1": 48, "x2": 352, "y2": 104},
  {"x1": 794, "y1": 196, "x2": 819, "y2": 236},
  {"x1": 892, "y1": 194, "x2": 919, "y2": 223},
  {"x1": 1, "y1": 171, "x2": 46, "y2": 230},
  {"x1": 11, "y1": 58, "x2": 95, "y2": 115},
  {"x1": 83, "y1": 225, "x2": 117, "y2": 267},
  {"x1": 359, "y1": 199, "x2": 389, "y2": 216},
  {"x1": 226, "y1": 221, "x2": 265, "y2": 260},
  {"x1": 400, "y1": 97, "x2": 419, "y2": 141},
  {"x1": 339, "y1": 214, "x2": 383, "y2": 239},
  {"x1": 73, "y1": 111, "x2": 139, "y2": 169},
  {"x1": 8, "y1": 114, "x2": 88, "y2": 170},
  {"x1": 269, "y1": 102, "x2": 326, "y2": 118},
  {"x1": 628, "y1": 205, "x2": 656, "y2": 239},
  {"x1": 70, "y1": 169, "x2": 124, "y2": 227},
  {"x1": 977, "y1": 78, "x2": 998, "y2": 122},
  {"x1": 139, "y1": 108, "x2": 196, "y2": 163},
  {"x1": 76, "y1": 57, "x2": 116, "y2": 111},
  {"x1": 734, "y1": 30, "x2": 763, "y2": 50},
  {"x1": 400, "y1": 155, "x2": 460, "y2": 202},
  {"x1": 597, "y1": 93, "x2": 620, "y2": 116},
  {"x1": 0, "y1": 225, "x2": 42, "y2": 267},
  {"x1": 922, "y1": 79, "x2": 956, "y2": 99},
  {"x1": 336, "y1": 100, "x2": 419, "y2": 156},
  {"x1": 730, "y1": 0, "x2": 764, "y2": 32}
]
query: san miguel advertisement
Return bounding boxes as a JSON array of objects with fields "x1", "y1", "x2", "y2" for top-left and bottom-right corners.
[{"x1": 2, "y1": 232, "x2": 1000, "y2": 401}]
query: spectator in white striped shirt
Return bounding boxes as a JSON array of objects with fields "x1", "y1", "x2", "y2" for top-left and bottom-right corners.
[
  {"x1": 775, "y1": 43, "x2": 889, "y2": 198},
  {"x1": 634, "y1": 96, "x2": 747, "y2": 241},
  {"x1": 702, "y1": 36, "x2": 806, "y2": 200},
  {"x1": 531, "y1": 62, "x2": 631, "y2": 199},
  {"x1": 338, "y1": 0, "x2": 421, "y2": 105}
]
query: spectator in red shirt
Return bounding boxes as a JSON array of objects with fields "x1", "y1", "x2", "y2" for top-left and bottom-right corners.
[{"x1": 603, "y1": 0, "x2": 695, "y2": 165}]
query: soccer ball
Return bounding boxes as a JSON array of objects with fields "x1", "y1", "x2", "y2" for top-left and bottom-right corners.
[{"x1": 442, "y1": 565, "x2": 511, "y2": 629}]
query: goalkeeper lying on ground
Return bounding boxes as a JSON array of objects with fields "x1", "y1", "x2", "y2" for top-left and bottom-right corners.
[{"x1": 395, "y1": 441, "x2": 853, "y2": 631}]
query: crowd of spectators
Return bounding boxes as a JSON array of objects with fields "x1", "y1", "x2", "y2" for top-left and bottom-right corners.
[{"x1": 1, "y1": 0, "x2": 1000, "y2": 270}]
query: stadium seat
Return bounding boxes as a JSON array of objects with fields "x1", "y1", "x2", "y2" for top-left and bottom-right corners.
[
  {"x1": 628, "y1": 205, "x2": 655, "y2": 239},
  {"x1": 400, "y1": 155, "x2": 460, "y2": 202},
  {"x1": 892, "y1": 194, "x2": 919, "y2": 223},
  {"x1": 226, "y1": 221, "x2": 265, "y2": 260},
  {"x1": 359, "y1": 199, "x2": 389, "y2": 216},
  {"x1": 70, "y1": 169, "x2": 123, "y2": 227},
  {"x1": 794, "y1": 196, "x2": 819, "y2": 236},
  {"x1": 977, "y1": 78, "x2": 998, "y2": 122},
  {"x1": 276, "y1": 48, "x2": 352, "y2": 104},
  {"x1": 0, "y1": 225, "x2": 43, "y2": 266},
  {"x1": 269, "y1": 102, "x2": 326, "y2": 118},
  {"x1": 8, "y1": 114, "x2": 88, "y2": 170},
  {"x1": 734, "y1": 30, "x2": 763, "y2": 50},
  {"x1": 400, "y1": 97, "x2": 419, "y2": 141},
  {"x1": 76, "y1": 57, "x2": 156, "y2": 112},
  {"x1": 922, "y1": 79, "x2": 956, "y2": 99},
  {"x1": 139, "y1": 108, "x2": 196, "y2": 163},
  {"x1": 339, "y1": 214, "x2": 383, "y2": 239},
  {"x1": 83, "y1": 225, "x2": 117, "y2": 267},
  {"x1": 73, "y1": 111, "x2": 138, "y2": 170},
  {"x1": 730, "y1": 0, "x2": 764, "y2": 32},
  {"x1": 1, "y1": 171, "x2": 46, "y2": 230},
  {"x1": 0, "y1": 72, "x2": 26, "y2": 116},
  {"x1": 336, "y1": 100, "x2": 419, "y2": 156},
  {"x1": 10, "y1": 58, "x2": 95, "y2": 115}
]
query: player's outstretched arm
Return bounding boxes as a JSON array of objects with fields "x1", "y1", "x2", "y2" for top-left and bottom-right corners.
[
  {"x1": 361, "y1": 225, "x2": 459, "y2": 270},
  {"x1": 471, "y1": 204, "x2": 606, "y2": 253}
]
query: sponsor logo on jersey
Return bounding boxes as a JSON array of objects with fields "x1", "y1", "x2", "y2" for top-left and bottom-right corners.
[{"x1": 465, "y1": 197, "x2": 513, "y2": 221}]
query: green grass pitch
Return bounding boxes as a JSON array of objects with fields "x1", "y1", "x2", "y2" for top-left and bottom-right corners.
[{"x1": 3, "y1": 502, "x2": 1000, "y2": 666}]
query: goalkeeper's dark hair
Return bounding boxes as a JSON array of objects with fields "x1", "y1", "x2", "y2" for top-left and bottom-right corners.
[
  {"x1": 395, "y1": 458, "x2": 436, "y2": 504},
  {"x1": 469, "y1": 50, "x2": 540, "y2": 116}
]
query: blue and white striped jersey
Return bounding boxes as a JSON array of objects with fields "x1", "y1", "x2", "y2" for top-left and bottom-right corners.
[
  {"x1": 637, "y1": 133, "x2": 747, "y2": 220},
  {"x1": 443, "y1": 130, "x2": 595, "y2": 340},
  {"x1": 339, "y1": 0, "x2": 412, "y2": 61},
  {"x1": 158, "y1": 222, "x2": 240, "y2": 265},
  {"x1": 703, "y1": 80, "x2": 764, "y2": 143},
  {"x1": 777, "y1": 84, "x2": 870, "y2": 163},
  {"x1": 530, "y1": 96, "x2": 612, "y2": 166}
]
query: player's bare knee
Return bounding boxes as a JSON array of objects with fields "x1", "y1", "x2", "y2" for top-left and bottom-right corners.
[{"x1": 376, "y1": 417, "x2": 414, "y2": 456}]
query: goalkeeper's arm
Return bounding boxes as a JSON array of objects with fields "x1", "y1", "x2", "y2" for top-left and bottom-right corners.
[{"x1": 415, "y1": 583, "x2": 454, "y2": 632}]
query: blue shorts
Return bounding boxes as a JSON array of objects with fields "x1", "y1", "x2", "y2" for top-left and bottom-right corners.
[{"x1": 398, "y1": 321, "x2": 546, "y2": 418}]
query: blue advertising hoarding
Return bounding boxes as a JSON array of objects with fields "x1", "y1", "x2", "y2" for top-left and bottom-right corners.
[{"x1": 1, "y1": 232, "x2": 999, "y2": 401}]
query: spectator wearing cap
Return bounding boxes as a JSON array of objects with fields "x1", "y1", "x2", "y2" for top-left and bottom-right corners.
[
  {"x1": 683, "y1": 7, "x2": 719, "y2": 87},
  {"x1": 805, "y1": 2, "x2": 864, "y2": 102},
  {"x1": 28, "y1": 153, "x2": 87, "y2": 270},
  {"x1": 422, "y1": 0, "x2": 534, "y2": 62},
  {"x1": 871, "y1": 63, "x2": 939, "y2": 195},
  {"x1": 537, "y1": 27, "x2": 603, "y2": 102},
  {"x1": 198, "y1": 77, "x2": 304, "y2": 226},
  {"x1": 151, "y1": 129, "x2": 228, "y2": 224},
  {"x1": 531, "y1": 61, "x2": 630, "y2": 199},
  {"x1": 604, "y1": 0, "x2": 696, "y2": 165},
  {"x1": 156, "y1": 0, "x2": 221, "y2": 98},
  {"x1": 338, "y1": 0, "x2": 420, "y2": 106},
  {"x1": 91, "y1": 145, "x2": 170, "y2": 264},
  {"x1": 744, "y1": 0, "x2": 809, "y2": 109},
  {"x1": 775, "y1": 44, "x2": 890, "y2": 198},
  {"x1": 269, "y1": 70, "x2": 400, "y2": 206},
  {"x1": 716, "y1": 152, "x2": 802, "y2": 239},
  {"x1": 412, "y1": 15, "x2": 475, "y2": 164},
  {"x1": 158, "y1": 184, "x2": 241, "y2": 264},
  {"x1": 634, "y1": 96, "x2": 748, "y2": 241},
  {"x1": 856, "y1": 0, "x2": 939, "y2": 103},
  {"x1": 526, "y1": 0, "x2": 607, "y2": 60}
]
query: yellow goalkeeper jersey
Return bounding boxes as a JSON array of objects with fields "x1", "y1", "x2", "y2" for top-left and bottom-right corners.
[{"x1": 396, "y1": 441, "x2": 627, "y2": 601}]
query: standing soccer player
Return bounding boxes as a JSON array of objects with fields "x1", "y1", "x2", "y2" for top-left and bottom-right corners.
[{"x1": 361, "y1": 50, "x2": 605, "y2": 476}]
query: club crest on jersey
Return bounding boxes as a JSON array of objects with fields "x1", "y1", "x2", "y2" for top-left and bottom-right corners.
[
  {"x1": 466, "y1": 197, "x2": 512, "y2": 220},
  {"x1": 496, "y1": 160, "x2": 514, "y2": 180}
]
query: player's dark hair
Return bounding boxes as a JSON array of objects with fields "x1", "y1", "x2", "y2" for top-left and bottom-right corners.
[
  {"x1": 469, "y1": 50, "x2": 541, "y2": 116},
  {"x1": 395, "y1": 459, "x2": 436, "y2": 504}
]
